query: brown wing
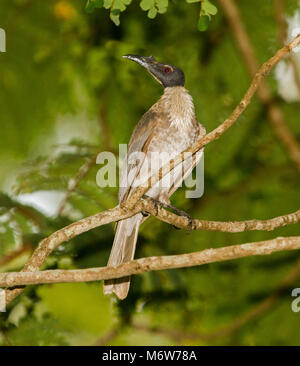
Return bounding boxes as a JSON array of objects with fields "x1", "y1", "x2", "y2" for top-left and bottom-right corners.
[{"x1": 118, "y1": 108, "x2": 160, "y2": 203}]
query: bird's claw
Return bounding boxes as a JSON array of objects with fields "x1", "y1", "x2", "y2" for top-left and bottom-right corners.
[
  {"x1": 187, "y1": 217, "x2": 197, "y2": 231},
  {"x1": 142, "y1": 194, "x2": 196, "y2": 230},
  {"x1": 142, "y1": 195, "x2": 163, "y2": 216},
  {"x1": 172, "y1": 210, "x2": 197, "y2": 231}
]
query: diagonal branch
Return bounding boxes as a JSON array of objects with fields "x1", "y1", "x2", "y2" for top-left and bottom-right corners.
[
  {"x1": 1, "y1": 236, "x2": 300, "y2": 288},
  {"x1": 3, "y1": 203, "x2": 143, "y2": 304},
  {"x1": 4, "y1": 199, "x2": 300, "y2": 304},
  {"x1": 3, "y1": 33, "x2": 300, "y2": 305},
  {"x1": 124, "y1": 33, "x2": 300, "y2": 209},
  {"x1": 218, "y1": 0, "x2": 300, "y2": 172}
]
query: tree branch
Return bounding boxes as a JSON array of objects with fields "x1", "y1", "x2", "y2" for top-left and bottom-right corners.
[
  {"x1": 1, "y1": 236, "x2": 300, "y2": 288},
  {"x1": 4, "y1": 200, "x2": 300, "y2": 303},
  {"x1": 218, "y1": 0, "x2": 300, "y2": 172},
  {"x1": 3, "y1": 33, "x2": 300, "y2": 305},
  {"x1": 143, "y1": 199, "x2": 300, "y2": 232},
  {"x1": 3, "y1": 203, "x2": 143, "y2": 304},
  {"x1": 124, "y1": 32, "x2": 300, "y2": 209}
]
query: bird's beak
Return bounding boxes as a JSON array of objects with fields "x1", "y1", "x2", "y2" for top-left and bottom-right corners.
[
  {"x1": 123, "y1": 54, "x2": 156, "y2": 70},
  {"x1": 123, "y1": 54, "x2": 163, "y2": 86}
]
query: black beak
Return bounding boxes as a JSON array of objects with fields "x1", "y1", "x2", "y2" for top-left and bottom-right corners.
[{"x1": 123, "y1": 54, "x2": 156, "y2": 70}]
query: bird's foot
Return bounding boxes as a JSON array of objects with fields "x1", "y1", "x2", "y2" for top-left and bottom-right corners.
[
  {"x1": 168, "y1": 206, "x2": 197, "y2": 231},
  {"x1": 142, "y1": 195, "x2": 196, "y2": 230},
  {"x1": 142, "y1": 195, "x2": 164, "y2": 216}
]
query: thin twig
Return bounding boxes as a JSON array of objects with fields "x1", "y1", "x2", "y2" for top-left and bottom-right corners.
[{"x1": 143, "y1": 199, "x2": 300, "y2": 232}]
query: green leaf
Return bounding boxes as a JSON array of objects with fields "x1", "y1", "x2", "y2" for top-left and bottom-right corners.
[
  {"x1": 202, "y1": 0, "x2": 217, "y2": 16},
  {"x1": 110, "y1": 9, "x2": 121, "y2": 25},
  {"x1": 140, "y1": 0, "x2": 155, "y2": 11},
  {"x1": 148, "y1": 7, "x2": 158, "y2": 18},
  {"x1": 85, "y1": 0, "x2": 104, "y2": 12},
  {"x1": 186, "y1": 0, "x2": 201, "y2": 3},
  {"x1": 103, "y1": 0, "x2": 113, "y2": 9},
  {"x1": 157, "y1": 0, "x2": 168, "y2": 13},
  {"x1": 157, "y1": 0, "x2": 168, "y2": 7},
  {"x1": 157, "y1": 6, "x2": 167, "y2": 14},
  {"x1": 112, "y1": 0, "x2": 127, "y2": 12},
  {"x1": 197, "y1": 15, "x2": 209, "y2": 31}
]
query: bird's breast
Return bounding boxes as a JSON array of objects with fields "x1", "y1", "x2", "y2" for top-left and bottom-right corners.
[
  {"x1": 162, "y1": 86, "x2": 196, "y2": 129},
  {"x1": 149, "y1": 86, "x2": 199, "y2": 156}
]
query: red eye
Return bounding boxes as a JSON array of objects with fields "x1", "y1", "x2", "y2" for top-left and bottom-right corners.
[{"x1": 164, "y1": 67, "x2": 171, "y2": 74}]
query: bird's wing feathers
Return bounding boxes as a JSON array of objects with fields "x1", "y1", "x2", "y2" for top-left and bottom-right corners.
[
  {"x1": 119, "y1": 98, "x2": 206, "y2": 205},
  {"x1": 118, "y1": 108, "x2": 161, "y2": 203},
  {"x1": 167, "y1": 123, "x2": 206, "y2": 197}
]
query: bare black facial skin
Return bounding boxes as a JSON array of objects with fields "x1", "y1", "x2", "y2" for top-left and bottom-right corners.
[{"x1": 123, "y1": 55, "x2": 185, "y2": 88}]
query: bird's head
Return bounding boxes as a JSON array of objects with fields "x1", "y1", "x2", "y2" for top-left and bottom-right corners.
[{"x1": 123, "y1": 54, "x2": 185, "y2": 88}]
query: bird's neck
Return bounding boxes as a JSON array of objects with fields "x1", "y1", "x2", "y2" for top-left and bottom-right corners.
[{"x1": 160, "y1": 86, "x2": 196, "y2": 129}]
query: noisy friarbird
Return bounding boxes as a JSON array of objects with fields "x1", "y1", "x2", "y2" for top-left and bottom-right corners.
[{"x1": 103, "y1": 55, "x2": 206, "y2": 299}]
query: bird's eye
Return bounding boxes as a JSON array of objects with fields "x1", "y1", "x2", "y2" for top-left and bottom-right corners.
[{"x1": 164, "y1": 67, "x2": 171, "y2": 74}]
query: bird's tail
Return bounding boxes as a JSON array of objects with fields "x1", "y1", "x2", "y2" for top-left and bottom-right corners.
[{"x1": 103, "y1": 213, "x2": 142, "y2": 299}]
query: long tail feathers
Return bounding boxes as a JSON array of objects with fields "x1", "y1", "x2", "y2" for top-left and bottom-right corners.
[{"x1": 103, "y1": 214, "x2": 142, "y2": 300}]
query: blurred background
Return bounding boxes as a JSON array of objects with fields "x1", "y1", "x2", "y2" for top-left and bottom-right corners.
[{"x1": 0, "y1": 0, "x2": 300, "y2": 346}]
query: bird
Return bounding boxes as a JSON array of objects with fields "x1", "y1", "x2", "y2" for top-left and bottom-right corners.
[{"x1": 103, "y1": 55, "x2": 206, "y2": 299}]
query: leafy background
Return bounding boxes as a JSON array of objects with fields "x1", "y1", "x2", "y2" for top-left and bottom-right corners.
[{"x1": 0, "y1": 0, "x2": 300, "y2": 346}]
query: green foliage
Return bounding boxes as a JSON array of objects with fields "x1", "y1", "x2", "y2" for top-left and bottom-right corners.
[
  {"x1": 85, "y1": 0, "x2": 217, "y2": 29},
  {"x1": 86, "y1": 0, "x2": 133, "y2": 25},
  {"x1": 140, "y1": 0, "x2": 169, "y2": 19},
  {"x1": 198, "y1": 0, "x2": 218, "y2": 31}
]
